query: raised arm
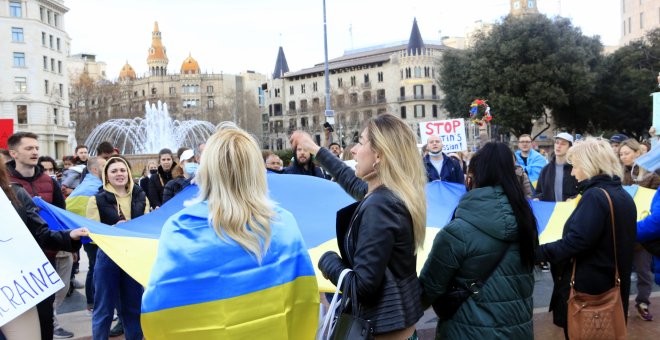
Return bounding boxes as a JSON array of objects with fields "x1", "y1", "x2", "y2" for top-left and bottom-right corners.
[{"x1": 290, "y1": 131, "x2": 367, "y2": 200}]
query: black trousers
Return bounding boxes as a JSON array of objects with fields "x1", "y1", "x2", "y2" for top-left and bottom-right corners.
[{"x1": 36, "y1": 293, "x2": 55, "y2": 340}]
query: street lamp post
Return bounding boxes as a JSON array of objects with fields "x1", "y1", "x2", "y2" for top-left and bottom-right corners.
[{"x1": 323, "y1": 0, "x2": 334, "y2": 134}]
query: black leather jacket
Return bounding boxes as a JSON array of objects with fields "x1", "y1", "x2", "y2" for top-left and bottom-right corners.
[
  {"x1": 10, "y1": 184, "x2": 80, "y2": 255},
  {"x1": 316, "y1": 148, "x2": 424, "y2": 334}
]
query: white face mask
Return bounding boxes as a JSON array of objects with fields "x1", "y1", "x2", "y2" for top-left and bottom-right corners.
[{"x1": 428, "y1": 150, "x2": 442, "y2": 157}]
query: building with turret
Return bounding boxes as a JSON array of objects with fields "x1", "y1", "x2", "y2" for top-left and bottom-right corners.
[
  {"x1": 76, "y1": 22, "x2": 268, "y2": 144},
  {"x1": 509, "y1": 0, "x2": 539, "y2": 18},
  {"x1": 261, "y1": 18, "x2": 451, "y2": 150},
  {"x1": 0, "y1": 0, "x2": 73, "y2": 157}
]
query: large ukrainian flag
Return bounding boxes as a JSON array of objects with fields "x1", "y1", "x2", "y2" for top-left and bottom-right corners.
[
  {"x1": 141, "y1": 202, "x2": 319, "y2": 339},
  {"x1": 35, "y1": 176, "x2": 656, "y2": 292}
]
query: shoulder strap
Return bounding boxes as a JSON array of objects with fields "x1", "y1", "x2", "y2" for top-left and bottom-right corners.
[
  {"x1": 570, "y1": 188, "x2": 620, "y2": 287},
  {"x1": 476, "y1": 242, "x2": 511, "y2": 287}
]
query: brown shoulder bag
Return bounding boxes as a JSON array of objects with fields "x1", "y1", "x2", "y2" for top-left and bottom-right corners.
[{"x1": 567, "y1": 188, "x2": 627, "y2": 340}]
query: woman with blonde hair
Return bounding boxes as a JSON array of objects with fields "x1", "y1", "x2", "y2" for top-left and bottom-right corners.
[
  {"x1": 290, "y1": 114, "x2": 427, "y2": 339},
  {"x1": 141, "y1": 125, "x2": 319, "y2": 339},
  {"x1": 618, "y1": 137, "x2": 658, "y2": 321},
  {"x1": 536, "y1": 137, "x2": 636, "y2": 337}
]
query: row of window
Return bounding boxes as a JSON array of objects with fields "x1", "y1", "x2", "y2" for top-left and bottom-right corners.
[
  {"x1": 173, "y1": 99, "x2": 215, "y2": 110},
  {"x1": 39, "y1": 5, "x2": 61, "y2": 28},
  {"x1": 42, "y1": 32, "x2": 62, "y2": 51},
  {"x1": 272, "y1": 85, "x2": 438, "y2": 114},
  {"x1": 337, "y1": 72, "x2": 384, "y2": 89},
  {"x1": 14, "y1": 52, "x2": 63, "y2": 74},
  {"x1": 400, "y1": 104, "x2": 439, "y2": 119},
  {"x1": 401, "y1": 67, "x2": 434, "y2": 79},
  {"x1": 8, "y1": 2, "x2": 61, "y2": 28},
  {"x1": 400, "y1": 85, "x2": 438, "y2": 98},
  {"x1": 14, "y1": 105, "x2": 61, "y2": 125},
  {"x1": 11, "y1": 28, "x2": 62, "y2": 53},
  {"x1": 42, "y1": 56, "x2": 63, "y2": 74},
  {"x1": 622, "y1": 10, "x2": 660, "y2": 35},
  {"x1": 169, "y1": 85, "x2": 215, "y2": 95},
  {"x1": 14, "y1": 77, "x2": 63, "y2": 97},
  {"x1": 277, "y1": 72, "x2": 386, "y2": 97}
]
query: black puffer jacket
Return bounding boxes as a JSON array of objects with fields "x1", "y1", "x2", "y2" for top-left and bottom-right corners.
[
  {"x1": 95, "y1": 185, "x2": 148, "y2": 225},
  {"x1": 10, "y1": 184, "x2": 80, "y2": 254},
  {"x1": 147, "y1": 164, "x2": 176, "y2": 208},
  {"x1": 536, "y1": 175, "x2": 636, "y2": 327},
  {"x1": 162, "y1": 176, "x2": 192, "y2": 204},
  {"x1": 316, "y1": 147, "x2": 424, "y2": 335}
]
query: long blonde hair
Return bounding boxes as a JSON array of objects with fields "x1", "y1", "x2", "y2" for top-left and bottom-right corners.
[
  {"x1": 366, "y1": 114, "x2": 427, "y2": 251},
  {"x1": 195, "y1": 126, "x2": 275, "y2": 262}
]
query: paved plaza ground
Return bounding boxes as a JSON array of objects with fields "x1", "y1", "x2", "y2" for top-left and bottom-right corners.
[{"x1": 55, "y1": 252, "x2": 660, "y2": 340}]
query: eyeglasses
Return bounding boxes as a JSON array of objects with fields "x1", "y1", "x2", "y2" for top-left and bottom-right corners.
[{"x1": 518, "y1": 141, "x2": 532, "y2": 144}]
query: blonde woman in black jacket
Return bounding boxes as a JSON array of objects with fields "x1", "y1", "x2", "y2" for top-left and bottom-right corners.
[{"x1": 291, "y1": 114, "x2": 426, "y2": 339}]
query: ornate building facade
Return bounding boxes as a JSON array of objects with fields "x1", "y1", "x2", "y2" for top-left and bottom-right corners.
[
  {"x1": 70, "y1": 22, "x2": 267, "y2": 145},
  {"x1": 262, "y1": 19, "x2": 451, "y2": 150}
]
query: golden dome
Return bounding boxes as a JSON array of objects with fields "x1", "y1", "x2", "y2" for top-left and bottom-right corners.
[
  {"x1": 181, "y1": 54, "x2": 200, "y2": 74},
  {"x1": 119, "y1": 61, "x2": 136, "y2": 81}
]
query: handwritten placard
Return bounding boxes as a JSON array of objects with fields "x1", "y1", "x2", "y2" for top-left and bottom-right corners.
[
  {"x1": 419, "y1": 119, "x2": 468, "y2": 152},
  {"x1": 0, "y1": 190, "x2": 63, "y2": 327}
]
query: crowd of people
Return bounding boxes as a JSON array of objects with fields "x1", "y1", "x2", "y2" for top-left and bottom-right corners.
[{"x1": 1, "y1": 115, "x2": 660, "y2": 339}]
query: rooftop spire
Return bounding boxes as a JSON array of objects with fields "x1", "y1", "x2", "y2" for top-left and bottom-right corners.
[
  {"x1": 272, "y1": 46, "x2": 290, "y2": 79},
  {"x1": 406, "y1": 17, "x2": 425, "y2": 56},
  {"x1": 147, "y1": 21, "x2": 168, "y2": 76}
]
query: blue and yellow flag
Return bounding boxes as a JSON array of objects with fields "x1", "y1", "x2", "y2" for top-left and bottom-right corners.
[
  {"x1": 141, "y1": 203, "x2": 319, "y2": 339},
  {"x1": 35, "y1": 176, "x2": 655, "y2": 293},
  {"x1": 65, "y1": 174, "x2": 103, "y2": 217}
]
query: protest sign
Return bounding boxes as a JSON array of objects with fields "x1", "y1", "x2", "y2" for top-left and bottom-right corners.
[
  {"x1": 0, "y1": 190, "x2": 63, "y2": 327},
  {"x1": 419, "y1": 118, "x2": 468, "y2": 152}
]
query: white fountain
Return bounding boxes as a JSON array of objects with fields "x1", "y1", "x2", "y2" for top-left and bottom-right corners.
[{"x1": 85, "y1": 101, "x2": 216, "y2": 154}]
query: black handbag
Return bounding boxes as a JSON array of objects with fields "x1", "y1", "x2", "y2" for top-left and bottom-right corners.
[
  {"x1": 432, "y1": 243, "x2": 511, "y2": 320},
  {"x1": 331, "y1": 272, "x2": 373, "y2": 340}
]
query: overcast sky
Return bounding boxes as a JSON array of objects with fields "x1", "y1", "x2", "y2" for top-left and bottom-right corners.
[{"x1": 63, "y1": 0, "x2": 620, "y2": 80}]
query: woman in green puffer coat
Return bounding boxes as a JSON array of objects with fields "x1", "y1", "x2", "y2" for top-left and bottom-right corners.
[{"x1": 420, "y1": 142, "x2": 539, "y2": 339}]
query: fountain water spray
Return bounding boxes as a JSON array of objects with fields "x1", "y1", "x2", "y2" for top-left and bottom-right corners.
[{"x1": 85, "y1": 101, "x2": 215, "y2": 154}]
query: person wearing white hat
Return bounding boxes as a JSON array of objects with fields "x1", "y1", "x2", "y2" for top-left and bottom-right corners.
[
  {"x1": 534, "y1": 133, "x2": 579, "y2": 202},
  {"x1": 162, "y1": 149, "x2": 196, "y2": 203}
]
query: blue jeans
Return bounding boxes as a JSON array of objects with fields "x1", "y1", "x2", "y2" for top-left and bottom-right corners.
[
  {"x1": 83, "y1": 243, "x2": 98, "y2": 307},
  {"x1": 92, "y1": 250, "x2": 143, "y2": 340}
]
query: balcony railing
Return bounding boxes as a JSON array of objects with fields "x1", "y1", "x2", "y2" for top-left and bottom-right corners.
[{"x1": 397, "y1": 95, "x2": 440, "y2": 102}]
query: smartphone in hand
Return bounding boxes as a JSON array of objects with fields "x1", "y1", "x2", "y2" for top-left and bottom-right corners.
[{"x1": 323, "y1": 122, "x2": 334, "y2": 132}]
